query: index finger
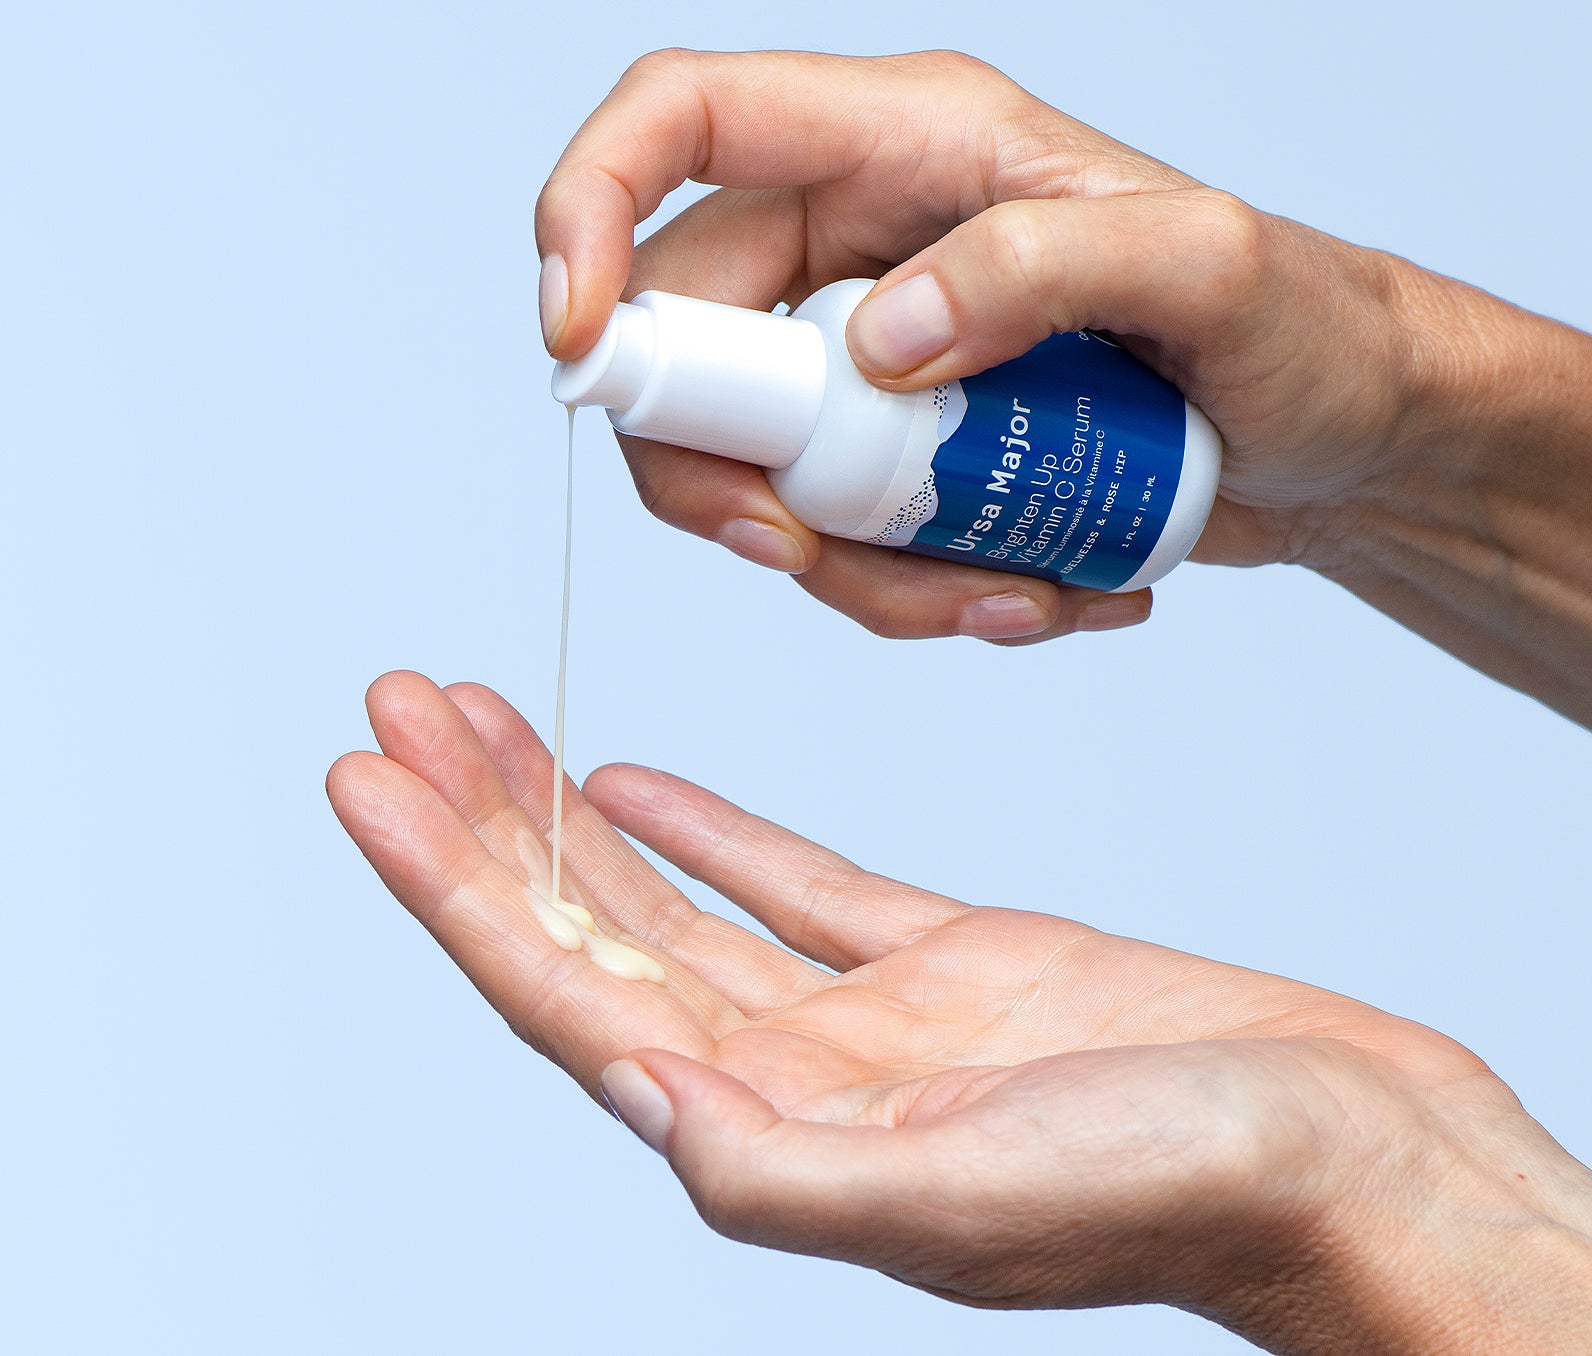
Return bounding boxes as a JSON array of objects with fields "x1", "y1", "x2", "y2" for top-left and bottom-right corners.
[
  {"x1": 582, "y1": 763, "x2": 970, "y2": 971},
  {"x1": 534, "y1": 48, "x2": 916, "y2": 357}
]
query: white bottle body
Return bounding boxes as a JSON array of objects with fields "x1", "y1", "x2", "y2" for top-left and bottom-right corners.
[{"x1": 553, "y1": 278, "x2": 1223, "y2": 594}]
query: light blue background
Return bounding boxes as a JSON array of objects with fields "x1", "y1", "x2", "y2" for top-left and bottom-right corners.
[{"x1": 4, "y1": 3, "x2": 1589, "y2": 1352}]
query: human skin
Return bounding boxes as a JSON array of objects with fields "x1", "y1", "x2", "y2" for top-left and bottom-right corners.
[
  {"x1": 328, "y1": 671, "x2": 1592, "y2": 1354},
  {"x1": 535, "y1": 49, "x2": 1592, "y2": 726}
]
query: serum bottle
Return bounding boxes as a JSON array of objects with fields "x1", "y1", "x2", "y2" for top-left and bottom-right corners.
[{"x1": 552, "y1": 278, "x2": 1222, "y2": 593}]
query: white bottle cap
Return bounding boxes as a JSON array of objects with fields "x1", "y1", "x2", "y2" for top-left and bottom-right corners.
[{"x1": 551, "y1": 291, "x2": 828, "y2": 470}]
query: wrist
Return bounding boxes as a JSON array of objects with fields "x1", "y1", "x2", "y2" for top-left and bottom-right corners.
[
  {"x1": 1207, "y1": 1062, "x2": 1592, "y2": 1354},
  {"x1": 1301, "y1": 257, "x2": 1592, "y2": 551},
  {"x1": 1381, "y1": 262, "x2": 1592, "y2": 515},
  {"x1": 1321, "y1": 1128, "x2": 1592, "y2": 1353},
  {"x1": 1298, "y1": 264, "x2": 1592, "y2": 723}
]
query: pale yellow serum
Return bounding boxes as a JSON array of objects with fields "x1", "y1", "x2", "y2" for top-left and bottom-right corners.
[{"x1": 519, "y1": 872, "x2": 667, "y2": 986}]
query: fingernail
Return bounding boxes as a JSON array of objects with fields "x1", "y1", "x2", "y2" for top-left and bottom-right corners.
[
  {"x1": 600, "y1": 1059, "x2": 673, "y2": 1156},
  {"x1": 957, "y1": 591, "x2": 1052, "y2": 639},
  {"x1": 1078, "y1": 592, "x2": 1152, "y2": 632},
  {"x1": 848, "y1": 273, "x2": 955, "y2": 376},
  {"x1": 716, "y1": 517, "x2": 808, "y2": 573},
  {"x1": 539, "y1": 253, "x2": 569, "y2": 350}
]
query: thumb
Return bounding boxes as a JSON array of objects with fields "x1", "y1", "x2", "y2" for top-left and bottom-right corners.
[
  {"x1": 845, "y1": 186, "x2": 1270, "y2": 389},
  {"x1": 599, "y1": 1051, "x2": 958, "y2": 1264}
]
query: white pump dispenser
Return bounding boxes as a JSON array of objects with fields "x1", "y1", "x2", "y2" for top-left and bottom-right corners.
[
  {"x1": 552, "y1": 289, "x2": 826, "y2": 468},
  {"x1": 553, "y1": 278, "x2": 1223, "y2": 595}
]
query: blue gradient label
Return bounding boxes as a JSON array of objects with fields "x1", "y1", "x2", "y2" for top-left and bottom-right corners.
[{"x1": 902, "y1": 333, "x2": 1187, "y2": 592}]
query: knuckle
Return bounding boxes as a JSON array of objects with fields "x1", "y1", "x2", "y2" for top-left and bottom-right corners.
[
  {"x1": 792, "y1": 871, "x2": 848, "y2": 944},
  {"x1": 905, "y1": 48, "x2": 1019, "y2": 101},
  {"x1": 624, "y1": 453, "x2": 683, "y2": 527},
  {"x1": 689, "y1": 1169, "x2": 758, "y2": 1245},
  {"x1": 982, "y1": 200, "x2": 1053, "y2": 299},
  {"x1": 624, "y1": 47, "x2": 699, "y2": 85},
  {"x1": 841, "y1": 550, "x2": 963, "y2": 641},
  {"x1": 851, "y1": 594, "x2": 916, "y2": 640},
  {"x1": 1183, "y1": 188, "x2": 1271, "y2": 298},
  {"x1": 633, "y1": 472, "x2": 670, "y2": 523},
  {"x1": 914, "y1": 48, "x2": 992, "y2": 80}
]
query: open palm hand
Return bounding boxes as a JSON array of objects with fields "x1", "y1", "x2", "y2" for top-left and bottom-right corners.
[{"x1": 328, "y1": 671, "x2": 1591, "y2": 1350}]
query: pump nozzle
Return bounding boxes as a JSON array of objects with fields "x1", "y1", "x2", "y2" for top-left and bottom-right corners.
[
  {"x1": 549, "y1": 290, "x2": 828, "y2": 470},
  {"x1": 550, "y1": 302, "x2": 655, "y2": 411}
]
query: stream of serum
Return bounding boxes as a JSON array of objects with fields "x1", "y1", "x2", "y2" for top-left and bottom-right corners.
[{"x1": 542, "y1": 406, "x2": 665, "y2": 985}]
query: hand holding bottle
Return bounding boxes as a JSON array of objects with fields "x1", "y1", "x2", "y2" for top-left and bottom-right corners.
[
  {"x1": 551, "y1": 278, "x2": 1223, "y2": 596},
  {"x1": 328, "y1": 672, "x2": 1592, "y2": 1350},
  {"x1": 537, "y1": 50, "x2": 1592, "y2": 723}
]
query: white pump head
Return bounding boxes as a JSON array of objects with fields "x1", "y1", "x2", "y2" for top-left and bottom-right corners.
[
  {"x1": 550, "y1": 302, "x2": 656, "y2": 412},
  {"x1": 550, "y1": 291, "x2": 828, "y2": 470}
]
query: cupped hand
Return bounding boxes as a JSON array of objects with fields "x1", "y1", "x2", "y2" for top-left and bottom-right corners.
[
  {"x1": 329, "y1": 671, "x2": 1592, "y2": 1352},
  {"x1": 536, "y1": 50, "x2": 1443, "y2": 644}
]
